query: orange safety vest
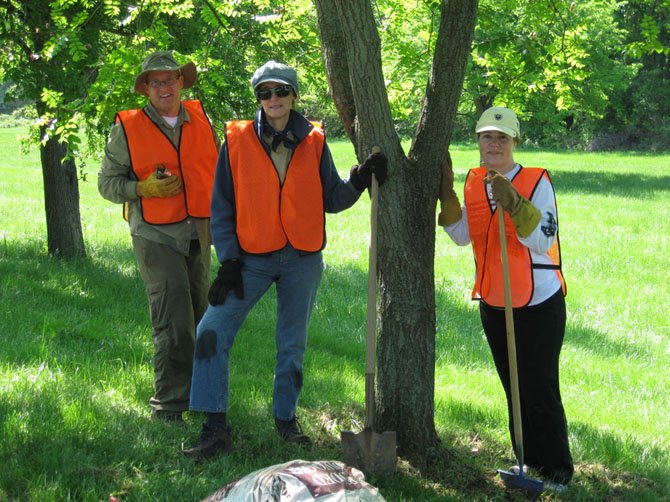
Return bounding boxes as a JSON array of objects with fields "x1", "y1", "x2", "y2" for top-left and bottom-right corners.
[
  {"x1": 464, "y1": 166, "x2": 566, "y2": 308},
  {"x1": 226, "y1": 120, "x2": 326, "y2": 254},
  {"x1": 116, "y1": 100, "x2": 218, "y2": 225}
]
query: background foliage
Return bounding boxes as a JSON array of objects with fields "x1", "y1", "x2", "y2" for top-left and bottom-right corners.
[{"x1": 1, "y1": 0, "x2": 668, "y2": 151}]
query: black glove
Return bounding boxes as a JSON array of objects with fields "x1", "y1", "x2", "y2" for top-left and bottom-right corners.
[
  {"x1": 349, "y1": 152, "x2": 388, "y2": 191},
  {"x1": 208, "y1": 259, "x2": 244, "y2": 306}
]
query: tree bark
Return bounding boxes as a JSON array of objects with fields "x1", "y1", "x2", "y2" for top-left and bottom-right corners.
[
  {"x1": 316, "y1": 0, "x2": 478, "y2": 467},
  {"x1": 40, "y1": 125, "x2": 86, "y2": 258}
]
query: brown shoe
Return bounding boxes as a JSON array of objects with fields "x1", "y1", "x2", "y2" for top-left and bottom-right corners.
[
  {"x1": 183, "y1": 424, "x2": 232, "y2": 460},
  {"x1": 275, "y1": 416, "x2": 311, "y2": 445}
]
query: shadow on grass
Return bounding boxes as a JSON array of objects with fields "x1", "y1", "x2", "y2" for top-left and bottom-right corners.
[
  {"x1": 0, "y1": 240, "x2": 668, "y2": 500},
  {"x1": 550, "y1": 171, "x2": 670, "y2": 198}
]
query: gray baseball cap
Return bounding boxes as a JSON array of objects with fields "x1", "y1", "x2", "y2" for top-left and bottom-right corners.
[
  {"x1": 134, "y1": 51, "x2": 197, "y2": 93},
  {"x1": 250, "y1": 60, "x2": 299, "y2": 96}
]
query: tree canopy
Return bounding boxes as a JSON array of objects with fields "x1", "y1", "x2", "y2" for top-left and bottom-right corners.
[{"x1": 1, "y1": 0, "x2": 668, "y2": 152}]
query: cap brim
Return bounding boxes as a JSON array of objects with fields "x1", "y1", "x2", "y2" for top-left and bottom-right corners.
[
  {"x1": 476, "y1": 125, "x2": 517, "y2": 138},
  {"x1": 133, "y1": 61, "x2": 197, "y2": 93},
  {"x1": 253, "y1": 77, "x2": 293, "y2": 90}
]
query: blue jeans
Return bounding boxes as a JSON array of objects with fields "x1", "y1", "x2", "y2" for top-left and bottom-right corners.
[{"x1": 189, "y1": 246, "x2": 323, "y2": 421}]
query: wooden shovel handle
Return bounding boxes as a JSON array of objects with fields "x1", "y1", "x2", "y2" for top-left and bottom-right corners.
[{"x1": 498, "y1": 207, "x2": 524, "y2": 467}]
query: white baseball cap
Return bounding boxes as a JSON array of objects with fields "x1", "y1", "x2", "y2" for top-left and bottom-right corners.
[{"x1": 475, "y1": 106, "x2": 520, "y2": 138}]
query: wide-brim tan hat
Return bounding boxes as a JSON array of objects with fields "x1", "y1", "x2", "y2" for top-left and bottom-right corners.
[{"x1": 134, "y1": 51, "x2": 197, "y2": 93}]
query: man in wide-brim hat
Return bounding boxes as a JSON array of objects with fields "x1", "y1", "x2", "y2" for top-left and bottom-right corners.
[
  {"x1": 133, "y1": 50, "x2": 197, "y2": 94},
  {"x1": 98, "y1": 50, "x2": 219, "y2": 424}
]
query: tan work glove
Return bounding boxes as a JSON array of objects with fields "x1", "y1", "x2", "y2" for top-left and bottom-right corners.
[
  {"x1": 487, "y1": 171, "x2": 519, "y2": 212},
  {"x1": 437, "y1": 157, "x2": 462, "y2": 227},
  {"x1": 487, "y1": 171, "x2": 540, "y2": 237},
  {"x1": 136, "y1": 172, "x2": 183, "y2": 198}
]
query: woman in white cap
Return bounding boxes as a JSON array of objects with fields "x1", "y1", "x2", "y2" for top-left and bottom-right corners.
[
  {"x1": 185, "y1": 60, "x2": 388, "y2": 460},
  {"x1": 438, "y1": 107, "x2": 573, "y2": 489}
]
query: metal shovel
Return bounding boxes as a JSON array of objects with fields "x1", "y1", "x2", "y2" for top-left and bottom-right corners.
[
  {"x1": 341, "y1": 165, "x2": 397, "y2": 476},
  {"x1": 495, "y1": 207, "x2": 544, "y2": 496}
]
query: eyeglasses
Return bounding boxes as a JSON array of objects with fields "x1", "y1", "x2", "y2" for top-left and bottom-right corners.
[
  {"x1": 147, "y1": 76, "x2": 180, "y2": 89},
  {"x1": 255, "y1": 85, "x2": 293, "y2": 100},
  {"x1": 479, "y1": 133, "x2": 511, "y2": 145}
]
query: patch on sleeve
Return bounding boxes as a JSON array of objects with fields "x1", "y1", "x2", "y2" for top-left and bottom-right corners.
[{"x1": 541, "y1": 212, "x2": 557, "y2": 237}]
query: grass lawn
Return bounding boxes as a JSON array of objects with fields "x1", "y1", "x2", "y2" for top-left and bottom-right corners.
[{"x1": 0, "y1": 126, "x2": 668, "y2": 501}]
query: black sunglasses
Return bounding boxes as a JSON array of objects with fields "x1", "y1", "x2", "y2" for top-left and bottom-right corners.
[{"x1": 255, "y1": 85, "x2": 293, "y2": 101}]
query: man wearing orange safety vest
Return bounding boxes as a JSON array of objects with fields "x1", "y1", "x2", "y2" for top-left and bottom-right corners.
[
  {"x1": 184, "y1": 60, "x2": 388, "y2": 461},
  {"x1": 438, "y1": 107, "x2": 573, "y2": 490},
  {"x1": 98, "y1": 51, "x2": 219, "y2": 423}
]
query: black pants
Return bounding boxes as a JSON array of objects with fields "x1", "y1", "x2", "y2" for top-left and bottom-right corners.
[{"x1": 480, "y1": 289, "x2": 573, "y2": 484}]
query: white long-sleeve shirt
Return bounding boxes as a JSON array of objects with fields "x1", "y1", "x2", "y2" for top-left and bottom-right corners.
[{"x1": 443, "y1": 164, "x2": 562, "y2": 306}]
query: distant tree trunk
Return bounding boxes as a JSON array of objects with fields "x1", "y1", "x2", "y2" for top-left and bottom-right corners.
[
  {"x1": 316, "y1": 0, "x2": 478, "y2": 468},
  {"x1": 40, "y1": 125, "x2": 86, "y2": 258}
]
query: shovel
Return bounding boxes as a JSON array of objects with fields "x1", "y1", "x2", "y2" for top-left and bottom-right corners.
[
  {"x1": 495, "y1": 206, "x2": 544, "y2": 497},
  {"x1": 341, "y1": 153, "x2": 397, "y2": 476}
]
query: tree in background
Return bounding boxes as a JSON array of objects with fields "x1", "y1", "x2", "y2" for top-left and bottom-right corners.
[
  {"x1": 315, "y1": 0, "x2": 478, "y2": 465},
  {"x1": 0, "y1": 0, "x2": 321, "y2": 258},
  {"x1": 456, "y1": 0, "x2": 636, "y2": 146},
  {"x1": 374, "y1": 0, "x2": 667, "y2": 148},
  {"x1": 0, "y1": 0, "x2": 122, "y2": 257},
  {"x1": 600, "y1": 0, "x2": 670, "y2": 150}
]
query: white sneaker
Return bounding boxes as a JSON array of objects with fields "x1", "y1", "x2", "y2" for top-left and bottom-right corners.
[
  {"x1": 508, "y1": 464, "x2": 529, "y2": 475},
  {"x1": 544, "y1": 480, "x2": 567, "y2": 493}
]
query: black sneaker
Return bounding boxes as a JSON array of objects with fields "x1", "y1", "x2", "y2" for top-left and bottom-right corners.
[
  {"x1": 183, "y1": 424, "x2": 232, "y2": 460},
  {"x1": 275, "y1": 416, "x2": 311, "y2": 445}
]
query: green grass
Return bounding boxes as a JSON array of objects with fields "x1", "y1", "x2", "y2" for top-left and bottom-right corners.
[{"x1": 1, "y1": 126, "x2": 669, "y2": 501}]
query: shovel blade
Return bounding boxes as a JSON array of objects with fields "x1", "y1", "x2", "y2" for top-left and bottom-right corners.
[
  {"x1": 498, "y1": 469, "x2": 544, "y2": 497},
  {"x1": 341, "y1": 428, "x2": 397, "y2": 476}
]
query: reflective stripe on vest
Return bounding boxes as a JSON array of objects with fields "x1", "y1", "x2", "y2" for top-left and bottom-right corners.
[
  {"x1": 116, "y1": 100, "x2": 218, "y2": 225},
  {"x1": 226, "y1": 120, "x2": 325, "y2": 254},
  {"x1": 464, "y1": 166, "x2": 566, "y2": 308}
]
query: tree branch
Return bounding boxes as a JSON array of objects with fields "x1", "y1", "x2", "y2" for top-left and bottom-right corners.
[
  {"x1": 411, "y1": 0, "x2": 478, "y2": 166},
  {"x1": 314, "y1": 0, "x2": 358, "y2": 145}
]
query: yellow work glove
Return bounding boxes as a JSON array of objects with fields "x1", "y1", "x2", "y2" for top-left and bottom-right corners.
[
  {"x1": 136, "y1": 172, "x2": 183, "y2": 198},
  {"x1": 509, "y1": 196, "x2": 541, "y2": 238},
  {"x1": 437, "y1": 158, "x2": 462, "y2": 227}
]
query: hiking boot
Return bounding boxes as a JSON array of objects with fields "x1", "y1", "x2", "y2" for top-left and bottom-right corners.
[
  {"x1": 183, "y1": 424, "x2": 232, "y2": 460},
  {"x1": 152, "y1": 410, "x2": 184, "y2": 424},
  {"x1": 275, "y1": 416, "x2": 311, "y2": 445}
]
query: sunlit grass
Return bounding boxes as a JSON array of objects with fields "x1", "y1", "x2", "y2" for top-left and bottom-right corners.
[{"x1": 1, "y1": 126, "x2": 668, "y2": 500}]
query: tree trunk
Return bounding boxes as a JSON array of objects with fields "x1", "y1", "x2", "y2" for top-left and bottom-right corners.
[
  {"x1": 40, "y1": 126, "x2": 86, "y2": 258},
  {"x1": 316, "y1": 0, "x2": 478, "y2": 468}
]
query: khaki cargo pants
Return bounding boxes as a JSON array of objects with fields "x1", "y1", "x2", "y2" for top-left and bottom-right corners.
[{"x1": 133, "y1": 235, "x2": 210, "y2": 413}]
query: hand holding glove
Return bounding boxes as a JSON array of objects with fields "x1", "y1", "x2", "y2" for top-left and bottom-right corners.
[
  {"x1": 349, "y1": 151, "x2": 388, "y2": 191},
  {"x1": 136, "y1": 172, "x2": 183, "y2": 198},
  {"x1": 208, "y1": 259, "x2": 245, "y2": 306},
  {"x1": 486, "y1": 171, "x2": 520, "y2": 212},
  {"x1": 437, "y1": 157, "x2": 462, "y2": 226},
  {"x1": 486, "y1": 171, "x2": 541, "y2": 237}
]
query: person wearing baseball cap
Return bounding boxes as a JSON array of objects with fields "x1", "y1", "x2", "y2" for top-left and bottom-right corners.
[
  {"x1": 98, "y1": 50, "x2": 219, "y2": 424},
  {"x1": 184, "y1": 60, "x2": 388, "y2": 461},
  {"x1": 437, "y1": 106, "x2": 573, "y2": 490}
]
